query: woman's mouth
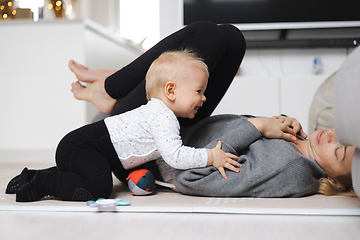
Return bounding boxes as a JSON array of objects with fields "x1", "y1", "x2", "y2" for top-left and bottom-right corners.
[{"x1": 317, "y1": 130, "x2": 324, "y2": 144}]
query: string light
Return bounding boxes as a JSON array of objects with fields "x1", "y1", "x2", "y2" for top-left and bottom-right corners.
[
  {"x1": 65, "y1": 3, "x2": 72, "y2": 15},
  {"x1": 0, "y1": 0, "x2": 72, "y2": 20}
]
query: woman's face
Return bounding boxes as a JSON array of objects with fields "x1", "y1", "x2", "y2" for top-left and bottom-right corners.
[{"x1": 309, "y1": 129, "x2": 355, "y2": 179}]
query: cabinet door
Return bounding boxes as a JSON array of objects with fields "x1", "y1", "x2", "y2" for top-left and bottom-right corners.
[
  {"x1": 213, "y1": 76, "x2": 279, "y2": 117},
  {"x1": 280, "y1": 76, "x2": 327, "y2": 134}
]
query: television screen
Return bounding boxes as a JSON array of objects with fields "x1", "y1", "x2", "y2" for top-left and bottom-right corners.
[{"x1": 184, "y1": 0, "x2": 360, "y2": 30}]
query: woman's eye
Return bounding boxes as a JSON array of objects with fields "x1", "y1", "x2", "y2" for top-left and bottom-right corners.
[{"x1": 335, "y1": 146, "x2": 341, "y2": 158}]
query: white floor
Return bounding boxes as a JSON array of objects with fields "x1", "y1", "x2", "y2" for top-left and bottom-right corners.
[
  {"x1": 1, "y1": 150, "x2": 360, "y2": 240},
  {"x1": 1, "y1": 211, "x2": 360, "y2": 240}
]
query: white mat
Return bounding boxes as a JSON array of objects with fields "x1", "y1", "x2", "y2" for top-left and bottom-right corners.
[{"x1": 1, "y1": 152, "x2": 360, "y2": 215}]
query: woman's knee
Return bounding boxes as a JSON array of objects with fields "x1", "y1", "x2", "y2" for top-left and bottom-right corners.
[
  {"x1": 219, "y1": 24, "x2": 246, "y2": 56},
  {"x1": 187, "y1": 21, "x2": 227, "y2": 47}
]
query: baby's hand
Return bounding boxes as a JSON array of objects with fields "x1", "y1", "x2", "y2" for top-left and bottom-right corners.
[
  {"x1": 207, "y1": 141, "x2": 241, "y2": 179},
  {"x1": 248, "y1": 117, "x2": 299, "y2": 142}
]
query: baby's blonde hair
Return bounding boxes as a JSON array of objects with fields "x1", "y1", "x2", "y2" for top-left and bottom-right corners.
[{"x1": 145, "y1": 49, "x2": 209, "y2": 101}]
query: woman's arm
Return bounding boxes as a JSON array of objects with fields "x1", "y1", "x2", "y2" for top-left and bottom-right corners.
[{"x1": 247, "y1": 115, "x2": 307, "y2": 142}]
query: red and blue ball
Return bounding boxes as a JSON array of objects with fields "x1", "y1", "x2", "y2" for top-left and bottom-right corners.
[{"x1": 126, "y1": 169, "x2": 155, "y2": 195}]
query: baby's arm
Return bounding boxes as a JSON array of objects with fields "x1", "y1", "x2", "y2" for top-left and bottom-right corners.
[{"x1": 206, "y1": 141, "x2": 241, "y2": 179}]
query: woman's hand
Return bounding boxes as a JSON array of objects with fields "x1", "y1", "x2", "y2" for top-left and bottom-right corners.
[
  {"x1": 248, "y1": 116, "x2": 306, "y2": 142},
  {"x1": 271, "y1": 115, "x2": 307, "y2": 139}
]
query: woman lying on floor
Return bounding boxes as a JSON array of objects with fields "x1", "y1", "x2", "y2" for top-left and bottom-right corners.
[{"x1": 162, "y1": 114, "x2": 355, "y2": 198}]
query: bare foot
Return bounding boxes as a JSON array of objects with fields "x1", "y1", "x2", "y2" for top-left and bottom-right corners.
[
  {"x1": 71, "y1": 80, "x2": 117, "y2": 114},
  {"x1": 68, "y1": 60, "x2": 116, "y2": 83}
]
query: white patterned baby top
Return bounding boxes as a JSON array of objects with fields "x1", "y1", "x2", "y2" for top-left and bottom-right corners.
[{"x1": 104, "y1": 98, "x2": 208, "y2": 170}]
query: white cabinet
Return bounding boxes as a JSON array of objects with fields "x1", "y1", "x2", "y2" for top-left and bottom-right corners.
[{"x1": 0, "y1": 19, "x2": 140, "y2": 150}]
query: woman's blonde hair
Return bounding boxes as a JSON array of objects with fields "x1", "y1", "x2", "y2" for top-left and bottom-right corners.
[
  {"x1": 317, "y1": 174, "x2": 356, "y2": 197},
  {"x1": 145, "y1": 49, "x2": 209, "y2": 101}
]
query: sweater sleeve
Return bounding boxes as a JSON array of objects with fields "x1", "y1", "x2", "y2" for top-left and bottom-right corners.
[
  {"x1": 148, "y1": 112, "x2": 208, "y2": 170},
  {"x1": 204, "y1": 117, "x2": 262, "y2": 153},
  {"x1": 181, "y1": 115, "x2": 262, "y2": 154}
]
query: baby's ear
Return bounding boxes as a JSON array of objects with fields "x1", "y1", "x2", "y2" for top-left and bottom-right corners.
[{"x1": 165, "y1": 82, "x2": 176, "y2": 101}]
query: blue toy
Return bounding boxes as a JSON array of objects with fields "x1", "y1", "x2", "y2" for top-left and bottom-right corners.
[{"x1": 126, "y1": 169, "x2": 155, "y2": 195}]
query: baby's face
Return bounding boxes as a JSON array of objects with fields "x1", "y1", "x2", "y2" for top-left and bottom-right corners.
[{"x1": 172, "y1": 65, "x2": 208, "y2": 119}]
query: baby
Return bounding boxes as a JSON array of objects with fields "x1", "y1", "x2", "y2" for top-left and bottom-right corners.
[{"x1": 7, "y1": 50, "x2": 241, "y2": 202}]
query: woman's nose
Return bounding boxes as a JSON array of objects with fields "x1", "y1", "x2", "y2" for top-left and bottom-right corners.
[{"x1": 327, "y1": 129, "x2": 337, "y2": 143}]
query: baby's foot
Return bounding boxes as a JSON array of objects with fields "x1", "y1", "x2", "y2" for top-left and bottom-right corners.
[
  {"x1": 6, "y1": 168, "x2": 37, "y2": 194},
  {"x1": 71, "y1": 80, "x2": 117, "y2": 114},
  {"x1": 16, "y1": 172, "x2": 42, "y2": 202}
]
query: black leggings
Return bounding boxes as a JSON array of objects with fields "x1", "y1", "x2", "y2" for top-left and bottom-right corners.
[
  {"x1": 106, "y1": 21, "x2": 246, "y2": 126},
  {"x1": 22, "y1": 21, "x2": 246, "y2": 201}
]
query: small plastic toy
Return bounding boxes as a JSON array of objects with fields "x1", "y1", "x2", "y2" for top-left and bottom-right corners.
[
  {"x1": 126, "y1": 169, "x2": 155, "y2": 195},
  {"x1": 86, "y1": 198, "x2": 131, "y2": 208}
]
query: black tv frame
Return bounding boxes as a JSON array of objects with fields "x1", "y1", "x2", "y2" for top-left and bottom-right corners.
[{"x1": 184, "y1": 0, "x2": 360, "y2": 49}]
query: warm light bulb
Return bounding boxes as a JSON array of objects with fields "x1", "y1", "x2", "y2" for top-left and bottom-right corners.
[
  {"x1": 7, "y1": 2, "x2": 12, "y2": 7},
  {"x1": 3, "y1": 13, "x2": 8, "y2": 19},
  {"x1": 0, "y1": 5, "x2": 4, "y2": 10},
  {"x1": 56, "y1": 1, "x2": 62, "y2": 6},
  {"x1": 55, "y1": 5, "x2": 61, "y2": 11},
  {"x1": 12, "y1": 10, "x2": 16, "y2": 15},
  {"x1": 48, "y1": 4, "x2": 53, "y2": 9}
]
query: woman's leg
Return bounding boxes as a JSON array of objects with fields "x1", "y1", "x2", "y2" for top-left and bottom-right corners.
[
  {"x1": 16, "y1": 122, "x2": 118, "y2": 202},
  {"x1": 69, "y1": 21, "x2": 246, "y2": 122},
  {"x1": 179, "y1": 24, "x2": 246, "y2": 126}
]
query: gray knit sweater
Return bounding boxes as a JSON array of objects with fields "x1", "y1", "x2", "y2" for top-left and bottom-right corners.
[{"x1": 172, "y1": 115, "x2": 326, "y2": 198}]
